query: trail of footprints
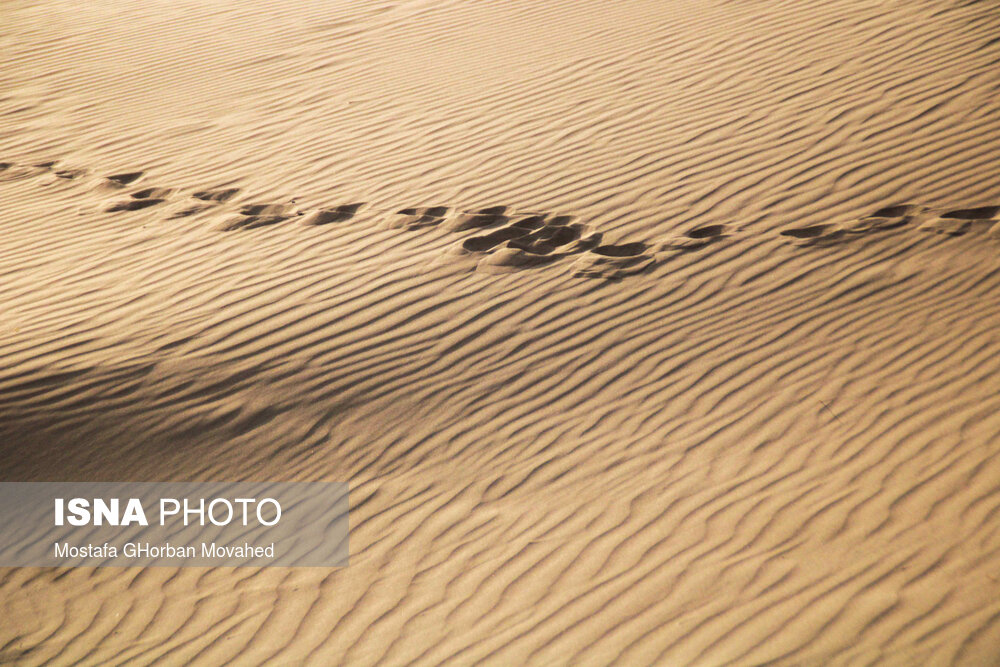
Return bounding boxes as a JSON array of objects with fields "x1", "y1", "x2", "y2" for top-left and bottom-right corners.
[
  {"x1": 3, "y1": 160, "x2": 999, "y2": 280},
  {"x1": 778, "y1": 204, "x2": 1000, "y2": 245}
]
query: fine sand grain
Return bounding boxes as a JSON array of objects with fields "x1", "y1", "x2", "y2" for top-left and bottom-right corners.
[{"x1": 2, "y1": 0, "x2": 1000, "y2": 664}]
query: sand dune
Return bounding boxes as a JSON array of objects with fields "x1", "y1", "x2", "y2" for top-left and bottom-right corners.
[{"x1": 2, "y1": 0, "x2": 1000, "y2": 664}]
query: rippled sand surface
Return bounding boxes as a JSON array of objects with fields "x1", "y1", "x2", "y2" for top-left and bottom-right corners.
[{"x1": 2, "y1": 0, "x2": 1000, "y2": 664}]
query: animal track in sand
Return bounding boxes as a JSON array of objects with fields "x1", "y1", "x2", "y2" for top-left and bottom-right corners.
[
  {"x1": 170, "y1": 188, "x2": 242, "y2": 218},
  {"x1": 104, "y1": 171, "x2": 144, "y2": 187},
  {"x1": 53, "y1": 167, "x2": 88, "y2": 180},
  {"x1": 105, "y1": 197, "x2": 167, "y2": 212},
  {"x1": 0, "y1": 161, "x2": 57, "y2": 182},
  {"x1": 657, "y1": 223, "x2": 730, "y2": 250},
  {"x1": 105, "y1": 186, "x2": 173, "y2": 212},
  {"x1": 461, "y1": 226, "x2": 531, "y2": 253},
  {"x1": 781, "y1": 204, "x2": 926, "y2": 244},
  {"x1": 444, "y1": 206, "x2": 509, "y2": 232},
  {"x1": 780, "y1": 223, "x2": 848, "y2": 246},
  {"x1": 193, "y1": 188, "x2": 240, "y2": 203},
  {"x1": 218, "y1": 203, "x2": 297, "y2": 231},
  {"x1": 447, "y1": 212, "x2": 631, "y2": 276},
  {"x1": 301, "y1": 203, "x2": 364, "y2": 226},
  {"x1": 572, "y1": 245, "x2": 656, "y2": 279},
  {"x1": 916, "y1": 206, "x2": 999, "y2": 236},
  {"x1": 868, "y1": 204, "x2": 922, "y2": 218},
  {"x1": 237, "y1": 203, "x2": 296, "y2": 216},
  {"x1": 777, "y1": 203, "x2": 998, "y2": 244},
  {"x1": 473, "y1": 217, "x2": 585, "y2": 274},
  {"x1": 843, "y1": 204, "x2": 922, "y2": 234},
  {"x1": 386, "y1": 206, "x2": 449, "y2": 230},
  {"x1": 940, "y1": 206, "x2": 1000, "y2": 220},
  {"x1": 477, "y1": 246, "x2": 559, "y2": 273},
  {"x1": 219, "y1": 215, "x2": 289, "y2": 231},
  {"x1": 917, "y1": 217, "x2": 972, "y2": 236},
  {"x1": 131, "y1": 187, "x2": 174, "y2": 199},
  {"x1": 1, "y1": 158, "x2": 996, "y2": 279},
  {"x1": 591, "y1": 241, "x2": 649, "y2": 257}
]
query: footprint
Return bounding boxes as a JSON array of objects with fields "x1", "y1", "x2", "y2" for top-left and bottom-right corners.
[
  {"x1": 780, "y1": 223, "x2": 847, "y2": 246},
  {"x1": 0, "y1": 161, "x2": 53, "y2": 182},
  {"x1": 507, "y1": 222, "x2": 586, "y2": 255},
  {"x1": 659, "y1": 223, "x2": 729, "y2": 250},
  {"x1": 53, "y1": 167, "x2": 88, "y2": 180},
  {"x1": 105, "y1": 198, "x2": 166, "y2": 212},
  {"x1": 939, "y1": 206, "x2": 999, "y2": 220},
  {"x1": 844, "y1": 204, "x2": 923, "y2": 234},
  {"x1": 461, "y1": 226, "x2": 531, "y2": 253},
  {"x1": 916, "y1": 205, "x2": 998, "y2": 236},
  {"x1": 571, "y1": 242, "x2": 655, "y2": 279},
  {"x1": 218, "y1": 214, "x2": 290, "y2": 231},
  {"x1": 192, "y1": 188, "x2": 240, "y2": 203},
  {"x1": 687, "y1": 224, "x2": 728, "y2": 239},
  {"x1": 300, "y1": 203, "x2": 364, "y2": 226},
  {"x1": 457, "y1": 212, "x2": 589, "y2": 261},
  {"x1": 104, "y1": 186, "x2": 172, "y2": 212},
  {"x1": 917, "y1": 217, "x2": 971, "y2": 236},
  {"x1": 591, "y1": 242, "x2": 649, "y2": 257},
  {"x1": 476, "y1": 245, "x2": 558, "y2": 274},
  {"x1": 868, "y1": 204, "x2": 922, "y2": 218},
  {"x1": 507, "y1": 212, "x2": 575, "y2": 231},
  {"x1": 1, "y1": 160, "x2": 88, "y2": 184},
  {"x1": 543, "y1": 222, "x2": 586, "y2": 246},
  {"x1": 444, "y1": 206, "x2": 509, "y2": 232},
  {"x1": 387, "y1": 206, "x2": 449, "y2": 230},
  {"x1": 400, "y1": 206, "x2": 449, "y2": 217},
  {"x1": 104, "y1": 172, "x2": 144, "y2": 187},
  {"x1": 216, "y1": 202, "x2": 298, "y2": 231},
  {"x1": 170, "y1": 203, "x2": 215, "y2": 218},
  {"x1": 510, "y1": 214, "x2": 548, "y2": 230},
  {"x1": 169, "y1": 188, "x2": 241, "y2": 218},
  {"x1": 130, "y1": 187, "x2": 173, "y2": 199},
  {"x1": 239, "y1": 203, "x2": 296, "y2": 216},
  {"x1": 561, "y1": 232, "x2": 603, "y2": 254}
]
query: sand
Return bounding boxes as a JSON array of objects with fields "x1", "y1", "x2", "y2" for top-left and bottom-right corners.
[{"x1": 1, "y1": 0, "x2": 1000, "y2": 664}]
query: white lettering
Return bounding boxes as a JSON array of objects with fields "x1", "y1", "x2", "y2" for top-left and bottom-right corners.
[
  {"x1": 234, "y1": 498, "x2": 254, "y2": 525},
  {"x1": 160, "y1": 499, "x2": 180, "y2": 525},
  {"x1": 92, "y1": 498, "x2": 117, "y2": 526},
  {"x1": 257, "y1": 498, "x2": 281, "y2": 526},
  {"x1": 67, "y1": 498, "x2": 89, "y2": 526},
  {"x1": 183, "y1": 498, "x2": 205, "y2": 526},
  {"x1": 121, "y1": 498, "x2": 148, "y2": 526},
  {"x1": 208, "y1": 499, "x2": 233, "y2": 526}
]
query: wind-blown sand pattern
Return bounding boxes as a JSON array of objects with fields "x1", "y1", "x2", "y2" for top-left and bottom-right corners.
[{"x1": 2, "y1": 0, "x2": 1000, "y2": 664}]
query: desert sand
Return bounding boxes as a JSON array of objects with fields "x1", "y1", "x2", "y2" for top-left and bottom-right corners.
[{"x1": 2, "y1": 0, "x2": 1000, "y2": 664}]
